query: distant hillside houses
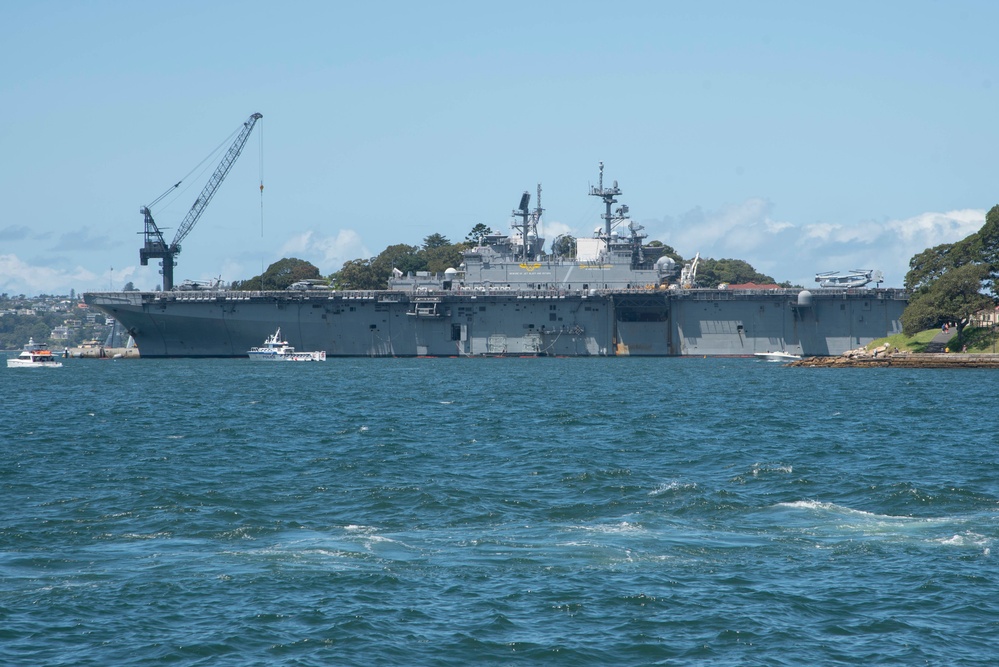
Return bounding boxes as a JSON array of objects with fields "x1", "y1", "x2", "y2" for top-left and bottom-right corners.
[
  {"x1": 0, "y1": 294, "x2": 110, "y2": 350},
  {"x1": 51, "y1": 325, "x2": 72, "y2": 340}
]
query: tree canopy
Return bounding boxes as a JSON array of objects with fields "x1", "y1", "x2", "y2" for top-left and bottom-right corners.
[
  {"x1": 647, "y1": 241, "x2": 683, "y2": 264},
  {"x1": 696, "y1": 258, "x2": 776, "y2": 288},
  {"x1": 900, "y1": 204, "x2": 999, "y2": 334},
  {"x1": 465, "y1": 223, "x2": 494, "y2": 245},
  {"x1": 329, "y1": 234, "x2": 469, "y2": 290},
  {"x1": 901, "y1": 263, "x2": 992, "y2": 335},
  {"x1": 550, "y1": 234, "x2": 576, "y2": 258},
  {"x1": 371, "y1": 244, "x2": 423, "y2": 278},
  {"x1": 422, "y1": 233, "x2": 452, "y2": 249},
  {"x1": 422, "y1": 244, "x2": 466, "y2": 274},
  {"x1": 331, "y1": 258, "x2": 383, "y2": 290},
  {"x1": 234, "y1": 258, "x2": 321, "y2": 291}
]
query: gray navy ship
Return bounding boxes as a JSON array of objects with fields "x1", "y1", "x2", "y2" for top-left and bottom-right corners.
[{"x1": 84, "y1": 164, "x2": 907, "y2": 357}]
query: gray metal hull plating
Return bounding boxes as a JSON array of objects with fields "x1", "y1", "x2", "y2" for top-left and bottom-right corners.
[{"x1": 83, "y1": 288, "x2": 906, "y2": 358}]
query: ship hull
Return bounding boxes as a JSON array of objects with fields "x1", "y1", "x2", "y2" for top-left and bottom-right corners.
[{"x1": 83, "y1": 288, "x2": 906, "y2": 358}]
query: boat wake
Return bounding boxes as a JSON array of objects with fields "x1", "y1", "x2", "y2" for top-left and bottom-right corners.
[{"x1": 774, "y1": 500, "x2": 991, "y2": 553}]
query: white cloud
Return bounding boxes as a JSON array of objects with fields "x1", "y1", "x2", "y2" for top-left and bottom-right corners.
[
  {"x1": 539, "y1": 219, "x2": 573, "y2": 242},
  {"x1": 652, "y1": 200, "x2": 985, "y2": 288},
  {"x1": 279, "y1": 229, "x2": 371, "y2": 273},
  {"x1": 0, "y1": 254, "x2": 100, "y2": 295}
]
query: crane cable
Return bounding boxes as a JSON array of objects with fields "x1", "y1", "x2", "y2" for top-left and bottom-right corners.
[
  {"x1": 258, "y1": 119, "x2": 264, "y2": 236},
  {"x1": 147, "y1": 126, "x2": 241, "y2": 210}
]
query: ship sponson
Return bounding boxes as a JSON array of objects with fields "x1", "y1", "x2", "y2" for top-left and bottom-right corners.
[{"x1": 83, "y1": 287, "x2": 907, "y2": 358}]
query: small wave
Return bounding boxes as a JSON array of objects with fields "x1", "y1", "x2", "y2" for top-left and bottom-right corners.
[
  {"x1": 773, "y1": 500, "x2": 990, "y2": 551},
  {"x1": 344, "y1": 524, "x2": 377, "y2": 533},
  {"x1": 751, "y1": 463, "x2": 793, "y2": 476},
  {"x1": 577, "y1": 521, "x2": 645, "y2": 535},
  {"x1": 649, "y1": 480, "x2": 697, "y2": 496},
  {"x1": 776, "y1": 500, "x2": 948, "y2": 524},
  {"x1": 935, "y1": 532, "x2": 990, "y2": 549},
  {"x1": 119, "y1": 532, "x2": 172, "y2": 540},
  {"x1": 779, "y1": 499, "x2": 858, "y2": 513},
  {"x1": 216, "y1": 526, "x2": 257, "y2": 540}
]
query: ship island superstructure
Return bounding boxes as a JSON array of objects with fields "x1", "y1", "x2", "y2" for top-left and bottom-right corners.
[{"x1": 84, "y1": 165, "x2": 906, "y2": 358}]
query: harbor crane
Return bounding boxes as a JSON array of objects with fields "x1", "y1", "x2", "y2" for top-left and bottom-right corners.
[{"x1": 139, "y1": 112, "x2": 262, "y2": 290}]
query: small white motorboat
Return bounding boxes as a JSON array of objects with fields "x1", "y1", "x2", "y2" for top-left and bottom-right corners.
[
  {"x1": 247, "y1": 328, "x2": 326, "y2": 362},
  {"x1": 7, "y1": 338, "x2": 64, "y2": 368},
  {"x1": 754, "y1": 351, "x2": 802, "y2": 362}
]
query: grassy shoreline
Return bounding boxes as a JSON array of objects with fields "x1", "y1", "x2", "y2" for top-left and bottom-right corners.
[{"x1": 869, "y1": 326, "x2": 999, "y2": 354}]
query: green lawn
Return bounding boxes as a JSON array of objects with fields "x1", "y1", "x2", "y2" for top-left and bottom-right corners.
[{"x1": 869, "y1": 326, "x2": 999, "y2": 353}]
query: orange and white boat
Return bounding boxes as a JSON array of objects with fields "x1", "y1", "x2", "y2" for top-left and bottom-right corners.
[{"x1": 7, "y1": 338, "x2": 64, "y2": 368}]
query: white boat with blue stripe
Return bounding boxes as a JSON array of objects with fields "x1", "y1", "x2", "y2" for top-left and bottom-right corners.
[{"x1": 247, "y1": 329, "x2": 326, "y2": 362}]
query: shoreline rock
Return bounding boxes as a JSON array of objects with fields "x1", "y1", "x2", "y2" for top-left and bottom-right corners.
[{"x1": 789, "y1": 352, "x2": 999, "y2": 368}]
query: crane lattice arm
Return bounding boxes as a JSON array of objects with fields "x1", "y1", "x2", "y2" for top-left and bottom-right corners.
[
  {"x1": 140, "y1": 112, "x2": 262, "y2": 290},
  {"x1": 172, "y1": 112, "x2": 262, "y2": 248}
]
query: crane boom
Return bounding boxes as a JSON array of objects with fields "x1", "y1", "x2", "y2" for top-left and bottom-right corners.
[
  {"x1": 140, "y1": 112, "x2": 262, "y2": 290},
  {"x1": 173, "y1": 112, "x2": 262, "y2": 247}
]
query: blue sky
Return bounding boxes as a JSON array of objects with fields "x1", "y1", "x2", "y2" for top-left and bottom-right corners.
[{"x1": 2, "y1": 0, "x2": 997, "y2": 295}]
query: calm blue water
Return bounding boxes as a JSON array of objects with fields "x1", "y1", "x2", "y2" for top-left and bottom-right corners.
[{"x1": 2, "y1": 357, "x2": 997, "y2": 665}]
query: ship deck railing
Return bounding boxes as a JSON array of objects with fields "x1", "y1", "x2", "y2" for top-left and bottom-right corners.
[{"x1": 86, "y1": 286, "x2": 908, "y2": 304}]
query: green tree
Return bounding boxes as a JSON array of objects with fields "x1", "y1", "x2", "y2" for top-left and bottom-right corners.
[
  {"x1": 906, "y1": 205, "x2": 999, "y2": 295},
  {"x1": 550, "y1": 234, "x2": 576, "y2": 258},
  {"x1": 236, "y1": 258, "x2": 321, "y2": 290},
  {"x1": 422, "y1": 233, "x2": 451, "y2": 249},
  {"x1": 901, "y1": 263, "x2": 992, "y2": 336},
  {"x1": 421, "y1": 244, "x2": 466, "y2": 273},
  {"x1": 696, "y1": 258, "x2": 775, "y2": 288},
  {"x1": 645, "y1": 241, "x2": 683, "y2": 263},
  {"x1": 904, "y1": 242, "x2": 974, "y2": 292},
  {"x1": 973, "y1": 204, "x2": 999, "y2": 295},
  {"x1": 330, "y1": 258, "x2": 383, "y2": 290},
  {"x1": 371, "y1": 244, "x2": 424, "y2": 279},
  {"x1": 465, "y1": 223, "x2": 494, "y2": 245},
  {"x1": 900, "y1": 205, "x2": 999, "y2": 334},
  {"x1": 0, "y1": 314, "x2": 61, "y2": 350}
]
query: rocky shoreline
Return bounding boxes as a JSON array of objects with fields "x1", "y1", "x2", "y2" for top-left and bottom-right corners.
[{"x1": 790, "y1": 345, "x2": 999, "y2": 368}]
